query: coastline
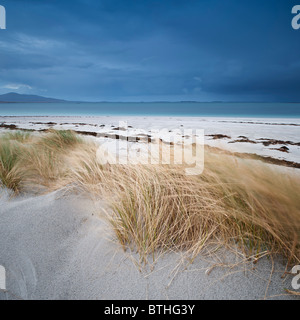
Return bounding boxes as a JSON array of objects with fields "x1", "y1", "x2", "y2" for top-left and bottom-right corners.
[
  {"x1": 0, "y1": 118, "x2": 299, "y2": 300},
  {"x1": 1, "y1": 115, "x2": 299, "y2": 168}
]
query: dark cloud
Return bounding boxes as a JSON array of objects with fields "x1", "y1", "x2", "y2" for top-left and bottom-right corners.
[{"x1": 0, "y1": 0, "x2": 299, "y2": 101}]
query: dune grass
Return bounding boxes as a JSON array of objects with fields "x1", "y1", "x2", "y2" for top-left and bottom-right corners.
[
  {"x1": 37, "y1": 129, "x2": 82, "y2": 149},
  {"x1": 0, "y1": 130, "x2": 82, "y2": 191},
  {"x1": 0, "y1": 140, "x2": 23, "y2": 191},
  {"x1": 0, "y1": 129, "x2": 299, "y2": 266},
  {"x1": 66, "y1": 143, "x2": 300, "y2": 265},
  {"x1": 23, "y1": 130, "x2": 82, "y2": 188},
  {"x1": 2, "y1": 131, "x2": 32, "y2": 143}
]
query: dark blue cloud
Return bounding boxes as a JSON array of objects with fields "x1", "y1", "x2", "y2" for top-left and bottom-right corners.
[{"x1": 0, "y1": 0, "x2": 299, "y2": 101}]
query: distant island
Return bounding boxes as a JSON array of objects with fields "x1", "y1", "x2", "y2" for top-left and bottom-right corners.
[
  {"x1": 1, "y1": 93, "x2": 299, "y2": 104},
  {"x1": 0, "y1": 92, "x2": 67, "y2": 103}
]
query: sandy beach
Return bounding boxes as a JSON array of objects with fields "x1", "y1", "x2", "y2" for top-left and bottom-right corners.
[
  {"x1": 0, "y1": 125, "x2": 299, "y2": 300},
  {"x1": 1, "y1": 116, "x2": 299, "y2": 165},
  {"x1": 0, "y1": 187, "x2": 298, "y2": 300},
  {"x1": 1, "y1": 0, "x2": 300, "y2": 304},
  {"x1": 0, "y1": 122, "x2": 300, "y2": 300}
]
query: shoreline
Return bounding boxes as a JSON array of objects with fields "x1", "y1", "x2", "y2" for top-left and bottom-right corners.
[
  {"x1": 1, "y1": 120, "x2": 299, "y2": 169},
  {"x1": 0, "y1": 129, "x2": 299, "y2": 300}
]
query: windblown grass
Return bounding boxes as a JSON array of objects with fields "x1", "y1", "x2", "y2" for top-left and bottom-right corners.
[
  {"x1": 23, "y1": 130, "x2": 82, "y2": 188},
  {"x1": 37, "y1": 129, "x2": 82, "y2": 149},
  {"x1": 67, "y1": 144, "x2": 300, "y2": 264},
  {"x1": 0, "y1": 129, "x2": 81, "y2": 190},
  {"x1": 0, "y1": 140, "x2": 23, "y2": 191},
  {"x1": 0, "y1": 129, "x2": 299, "y2": 265},
  {"x1": 0, "y1": 131, "x2": 33, "y2": 192},
  {"x1": 2, "y1": 131, "x2": 32, "y2": 143}
]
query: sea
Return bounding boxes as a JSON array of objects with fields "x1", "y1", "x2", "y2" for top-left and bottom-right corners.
[{"x1": 0, "y1": 102, "x2": 299, "y2": 118}]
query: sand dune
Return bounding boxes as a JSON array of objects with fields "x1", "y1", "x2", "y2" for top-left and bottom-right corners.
[{"x1": 0, "y1": 188, "x2": 298, "y2": 300}]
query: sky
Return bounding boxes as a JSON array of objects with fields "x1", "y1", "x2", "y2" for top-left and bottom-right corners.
[{"x1": 0, "y1": 0, "x2": 300, "y2": 102}]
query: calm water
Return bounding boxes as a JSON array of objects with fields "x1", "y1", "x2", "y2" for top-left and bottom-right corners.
[{"x1": 0, "y1": 102, "x2": 299, "y2": 117}]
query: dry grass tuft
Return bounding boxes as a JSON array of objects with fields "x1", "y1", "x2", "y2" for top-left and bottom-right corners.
[
  {"x1": 0, "y1": 130, "x2": 299, "y2": 265},
  {"x1": 0, "y1": 130, "x2": 81, "y2": 190},
  {"x1": 37, "y1": 129, "x2": 82, "y2": 150},
  {"x1": 0, "y1": 140, "x2": 23, "y2": 192},
  {"x1": 2, "y1": 131, "x2": 32, "y2": 143},
  {"x1": 66, "y1": 145, "x2": 300, "y2": 264}
]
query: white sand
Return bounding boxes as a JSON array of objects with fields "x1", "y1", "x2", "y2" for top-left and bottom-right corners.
[
  {"x1": 0, "y1": 188, "x2": 298, "y2": 300},
  {"x1": 1, "y1": 116, "x2": 299, "y2": 163}
]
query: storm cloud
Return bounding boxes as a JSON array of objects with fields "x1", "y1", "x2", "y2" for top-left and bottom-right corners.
[{"x1": 0, "y1": 0, "x2": 299, "y2": 101}]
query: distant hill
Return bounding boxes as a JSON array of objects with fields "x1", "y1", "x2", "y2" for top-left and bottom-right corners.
[{"x1": 0, "y1": 92, "x2": 66, "y2": 103}]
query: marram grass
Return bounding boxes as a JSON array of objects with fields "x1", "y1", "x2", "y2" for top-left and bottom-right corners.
[
  {"x1": 2, "y1": 131, "x2": 32, "y2": 143},
  {"x1": 0, "y1": 140, "x2": 23, "y2": 191},
  {"x1": 0, "y1": 130, "x2": 299, "y2": 266},
  {"x1": 0, "y1": 130, "x2": 81, "y2": 191}
]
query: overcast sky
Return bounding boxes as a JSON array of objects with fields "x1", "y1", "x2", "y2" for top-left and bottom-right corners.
[{"x1": 0, "y1": 0, "x2": 299, "y2": 101}]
